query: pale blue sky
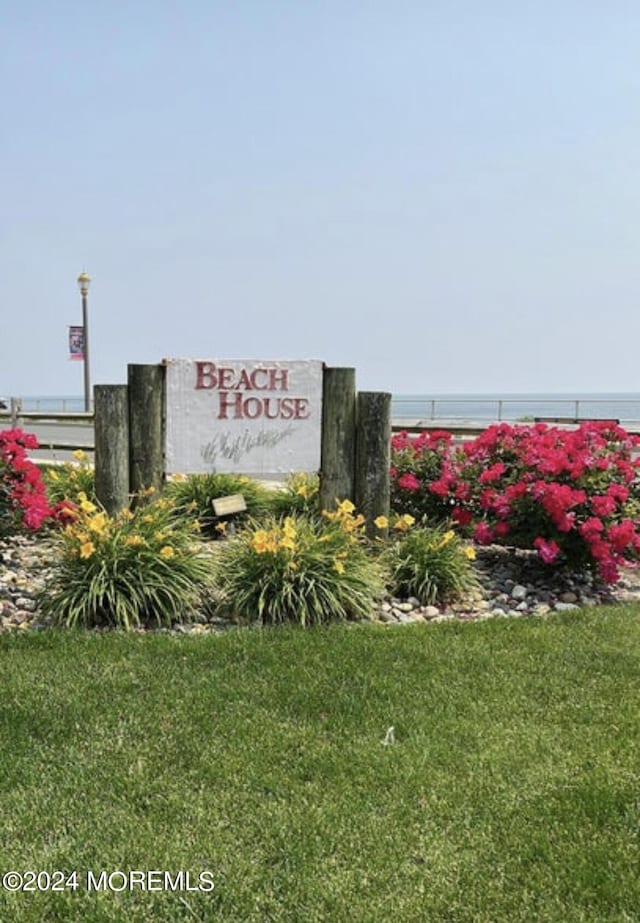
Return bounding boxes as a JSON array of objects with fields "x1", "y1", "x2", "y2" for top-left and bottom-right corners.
[{"x1": 2, "y1": 1, "x2": 640, "y2": 396}]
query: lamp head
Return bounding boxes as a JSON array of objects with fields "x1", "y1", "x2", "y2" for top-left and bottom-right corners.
[{"x1": 77, "y1": 272, "x2": 91, "y2": 296}]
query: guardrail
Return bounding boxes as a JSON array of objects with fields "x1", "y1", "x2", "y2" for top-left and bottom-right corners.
[{"x1": 391, "y1": 397, "x2": 640, "y2": 424}]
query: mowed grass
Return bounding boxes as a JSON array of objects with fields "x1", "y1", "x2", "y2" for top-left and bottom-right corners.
[{"x1": 1, "y1": 608, "x2": 640, "y2": 922}]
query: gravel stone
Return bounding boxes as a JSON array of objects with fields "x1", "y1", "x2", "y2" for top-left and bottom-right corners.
[{"x1": 3, "y1": 534, "x2": 640, "y2": 634}]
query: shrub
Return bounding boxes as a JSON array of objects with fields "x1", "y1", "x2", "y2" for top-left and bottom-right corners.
[
  {"x1": 211, "y1": 506, "x2": 384, "y2": 626},
  {"x1": 164, "y1": 472, "x2": 274, "y2": 537},
  {"x1": 40, "y1": 493, "x2": 213, "y2": 629},
  {"x1": 41, "y1": 449, "x2": 96, "y2": 504},
  {"x1": 384, "y1": 524, "x2": 478, "y2": 605},
  {"x1": 393, "y1": 422, "x2": 640, "y2": 583},
  {"x1": 390, "y1": 430, "x2": 454, "y2": 523},
  {"x1": 0, "y1": 429, "x2": 72, "y2": 535}
]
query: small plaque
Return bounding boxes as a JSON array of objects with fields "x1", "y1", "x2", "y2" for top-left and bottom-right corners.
[{"x1": 212, "y1": 494, "x2": 247, "y2": 517}]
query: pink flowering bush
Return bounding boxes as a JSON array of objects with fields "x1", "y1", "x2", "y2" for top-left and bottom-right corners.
[
  {"x1": 390, "y1": 430, "x2": 455, "y2": 523},
  {"x1": 0, "y1": 429, "x2": 73, "y2": 536},
  {"x1": 391, "y1": 422, "x2": 640, "y2": 583}
]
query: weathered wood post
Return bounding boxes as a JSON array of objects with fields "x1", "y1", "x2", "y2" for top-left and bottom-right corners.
[
  {"x1": 10, "y1": 398, "x2": 21, "y2": 428},
  {"x1": 355, "y1": 391, "x2": 391, "y2": 537},
  {"x1": 128, "y1": 364, "x2": 165, "y2": 499},
  {"x1": 319, "y1": 367, "x2": 357, "y2": 510},
  {"x1": 94, "y1": 385, "x2": 129, "y2": 515}
]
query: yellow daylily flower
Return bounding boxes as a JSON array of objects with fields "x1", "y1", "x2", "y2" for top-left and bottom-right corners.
[
  {"x1": 374, "y1": 515, "x2": 389, "y2": 530},
  {"x1": 72, "y1": 449, "x2": 87, "y2": 461},
  {"x1": 80, "y1": 499, "x2": 97, "y2": 514},
  {"x1": 463, "y1": 546, "x2": 476, "y2": 560},
  {"x1": 333, "y1": 560, "x2": 345, "y2": 574},
  {"x1": 79, "y1": 541, "x2": 95, "y2": 559},
  {"x1": 251, "y1": 530, "x2": 271, "y2": 553},
  {"x1": 125, "y1": 535, "x2": 146, "y2": 547},
  {"x1": 88, "y1": 512, "x2": 109, "y2": 534},
  {"x1": 337, "y1": 499, "x2": 355, "y2": 515},
  {"x1": 159, "y1": 546, "x2": 175, "y2": 559}
]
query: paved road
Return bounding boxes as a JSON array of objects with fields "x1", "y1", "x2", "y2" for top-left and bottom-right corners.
[{"x1": 18, "y1": 422, "x2": 95, "y2": 464}]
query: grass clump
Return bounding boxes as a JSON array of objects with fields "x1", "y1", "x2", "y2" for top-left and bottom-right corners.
[
  {"x1": 269, "y1": 471, "x2": 320, "y2": 519},
  {"x1": 39, "y1": 492, "x2": 212, "y2": 629},
  {"x1": 212, "y1": 507, "x2": 384, "y2": 625},
  {"x1": 41, "y1": 449, "x2": 96, "y2": 504},
  {"x1": 386, "y1": 523, "x2": 479, "y2": 605},
  {"x1": 164, "y1": 472, "x2": 273, "y2": 536}
]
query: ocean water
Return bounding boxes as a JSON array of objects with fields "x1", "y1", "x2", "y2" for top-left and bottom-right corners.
[
  {"x1": 392, "y1": 393, "x2": 640, "y2": 425},
  {"x1": 9, "y1": 393, "x2": 640, "y2": 425}
]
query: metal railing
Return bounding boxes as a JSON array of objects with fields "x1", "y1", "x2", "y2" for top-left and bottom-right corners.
[
  {"x1": 391, "y1": 396, "x2": 640, "y2": 425},
  {"x1": 2, "y1": 400, "x2": 639, "y2": 456}
]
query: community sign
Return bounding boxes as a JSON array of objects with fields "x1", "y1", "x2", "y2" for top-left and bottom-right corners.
[{"x1": 164, "y1": 358, "x2": 324, "y2": 475}]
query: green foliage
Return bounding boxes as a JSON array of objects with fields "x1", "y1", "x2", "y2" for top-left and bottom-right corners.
[
  {"x1": 164, "y1": 472, "x2": 274, "y2": 536},
  {"x1": 211, "y1": 512, "x2": 383, "y2": 625},
  {"x1": 41, "y1": 450, "x2": 96, "y2": 504},
  {"x1": 269, "y1": 472, "x2": 320, "y2": 519},
  {"x1": 40, "y1": 494, "x2": 213, "y2": 630},
  {"x1": 386, "y1": 524, "x2": 479, "y2": 605}
]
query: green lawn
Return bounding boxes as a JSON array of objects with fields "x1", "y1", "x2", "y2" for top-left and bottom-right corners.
[{"x1": 1, "y1": 608, "x2": 640, "y2": 922}]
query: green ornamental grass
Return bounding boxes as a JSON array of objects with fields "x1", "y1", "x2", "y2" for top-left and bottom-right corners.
[
  {"x1": 212, "y1": 510, "x2": 384, "y2": 625},
  {"x1": 39, "y1": 492, "x2": 213, "y2": 630},
  {"x1": 269, "y1": 471, "x2": 321, "y2": 519},
  {"x1": 387, "y1": 523, "x2": 479, "y2": 605},
  {"x1": 41, "y1": 449, "x2": 96, "y2": 504},
  {"x1": 164, "y1": 471, "x2": 274, "y2": 536}
]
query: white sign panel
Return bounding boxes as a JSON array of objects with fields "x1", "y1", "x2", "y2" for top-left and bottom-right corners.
[{"x1": 164, "y1": 358, "x2": 324, "y2": 475}]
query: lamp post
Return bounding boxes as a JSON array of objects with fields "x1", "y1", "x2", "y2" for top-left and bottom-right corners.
[{"x1": 77, "y1": 271, "x2": 91, "y2": 412}]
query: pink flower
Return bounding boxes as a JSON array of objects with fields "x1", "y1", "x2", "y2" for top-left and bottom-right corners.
[
  {"x1": 474, "y1": 522, "x2": 494, "y2": 544},
  {"x1": 397, "y1": 472, "x2": 420, "y2": 493},
  {"x1": 479, "y1": 462, "x2": 507, "y2": 484},
  {"x1": 429, "y1": 478, "x2": 452, "y2": 498},
  {"x1": 591, "y1": 495, "x2": 617, "y2": 517},
  {"x1": 579, "y1": 517, "x2": 604, "y2": 542},
  {"x1": 607, "y1": 520, "x2": 637, "y2": 553},
  {"x1": 534, "y1": 537, "x2": 560, "y2": 564},
  {"x1": 452, "y1": 506, "x2": 473, "y2": 526}
]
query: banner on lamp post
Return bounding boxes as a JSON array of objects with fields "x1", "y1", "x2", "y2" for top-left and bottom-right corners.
[{"x1": 69, "y1": 326, "x2": 85, "y2": 361}]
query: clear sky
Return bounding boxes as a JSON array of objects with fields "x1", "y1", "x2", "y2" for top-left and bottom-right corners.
[{"x1": 3, "y1": 1, "x2": 639, "y2": 397}]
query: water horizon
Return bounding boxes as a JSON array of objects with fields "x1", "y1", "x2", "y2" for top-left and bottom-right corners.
[{"x1": 7, "y1": 391, "x2": 640, "y2": 424}]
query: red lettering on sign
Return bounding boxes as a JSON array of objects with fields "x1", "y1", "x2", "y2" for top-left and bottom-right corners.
[
  {"x1": 195, "y1": 361, "x2": 217, "y2": 389},
  {"x1": 216, "y1": 392, "x2": 311, "y2": 420},
  {"x1": 196, "y1": 363, "x2": 290, "y2": 392}
]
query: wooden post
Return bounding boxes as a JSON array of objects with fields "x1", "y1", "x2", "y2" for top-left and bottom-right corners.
[
  {"x1": 319, "y1": 367, "x2": 356, "y2": 510},
  {"x1": 355, "y1": 391, "x2": 391, "y2": 537},
  {"x1": 10, "y1": 398, "x2": 22, "y2": 428},
  {"x1": 94, "y1": 385, "x2": 129, "y2": 515},
  {"x1": 128, "y1": 364, "x2": 165, "y2": 499}
]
